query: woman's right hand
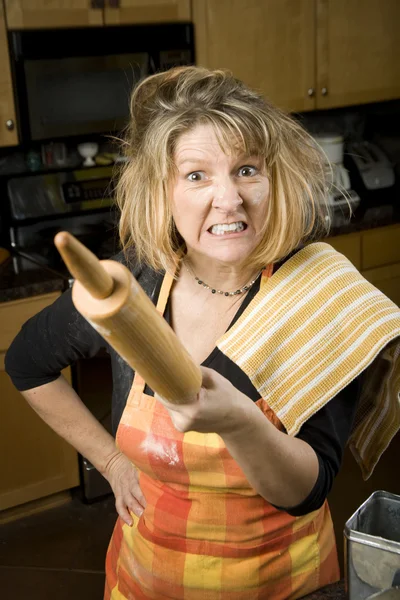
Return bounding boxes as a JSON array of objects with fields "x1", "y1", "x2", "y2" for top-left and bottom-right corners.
[{"x1": 103, "y1": 451, "x2": 146, "y2": 526}]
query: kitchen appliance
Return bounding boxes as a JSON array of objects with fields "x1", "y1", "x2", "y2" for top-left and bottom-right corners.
[
  {"x1": 4, "y1": 166, "x2": 119, "y2": 501},
  {"x1": 344, "y1": 490, "x2": 400, "y2": 600},
  {"x1": 8, "y1": 23, "x2": 194, "y2": 143},
  {"x1": 7, "y1": 166, "x2": 118, "y2": 274},
  {"x1": 312, "y1": 133, "x2": 360, "y2": 218},
  {"x1": 344, "y1": 141, "x2": 396, "y2": 214}
]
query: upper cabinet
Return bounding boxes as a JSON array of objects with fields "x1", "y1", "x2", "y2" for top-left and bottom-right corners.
[
  {"x1": 4, "y1": 0, "x2": 103, "y2": 29},
  {"x1": 2, "y1": 0, "x2": 399, "y2": 120},
  {"x1": 0, "y1": 2, "x2": 18, "y2": 147},
  {"x1": 5, "y1": 0, "x2": 191, "y2": 29},
  {"x1": 193, "y1": 0, "x2": 316, "y2": 114},
  {"x1": 193, "y1": 0, "x2": 400, "y2": 113},
  {"x1": 104, "y1": 0, "x2": 191, "y2": 25},
  {"x1": 316, "y1": 0, "x2": 400, "y2": 109}
]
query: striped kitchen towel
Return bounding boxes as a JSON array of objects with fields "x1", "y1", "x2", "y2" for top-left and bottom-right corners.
[{"x1": 218, "y1": 242, "x2": 400, "y2": 480}]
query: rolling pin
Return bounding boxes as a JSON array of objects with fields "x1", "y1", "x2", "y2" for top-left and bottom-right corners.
[{"x1": 54, "y1": 231, "x2": 202, "y2": 405}]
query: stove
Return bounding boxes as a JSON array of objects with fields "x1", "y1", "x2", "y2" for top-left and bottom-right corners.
[
  {"x1": 6, "y1": 165, "x2": 119, "y2": 285},
  {"x1": 4, "y1": 165, "x2": 119, "y2": 502}
]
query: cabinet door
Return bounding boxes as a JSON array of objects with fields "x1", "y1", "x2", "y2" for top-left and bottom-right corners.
[
  {"x1": 361, "y1": 263, "x2": 400, "y2": 308},
  {"x1": 361, "y1": 224, "x2": 400, "y2": 271},
  {"x1": 324, "y1": 232, "x2": 361, "y2": 270},
  {"x1": 192, "y1": 0, "x2": 316, "y2": 113},
  {"x1": 0, "y1": 364, "x2": 80, "y2": 511},
  {"x1": 0, "y1": 292, "x2": 80, "y2": 511},
  {"x1": 104, "y1": 0, "x2": 191, "y2": 25},
  {"x1": 0, "y1": 2, "x2": 18, "y2": 147},
  {"x1": 316, "y1": 0, "x2": 400, "y2": 108},
  {"x1": 0, "y1": 292, "x2": 62, "y2": 351},
  {"x1": 4, "y1": 0, "x2": 103, "y2": 29}
]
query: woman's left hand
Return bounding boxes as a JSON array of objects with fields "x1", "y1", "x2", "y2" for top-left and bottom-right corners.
[{"x1": 155, "y1": 366, "x2": 248, "y2": 435}]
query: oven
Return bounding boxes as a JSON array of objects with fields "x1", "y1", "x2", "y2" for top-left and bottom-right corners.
[{"x1": 5, "y1": 166, "x2": 121, "y2": 501}]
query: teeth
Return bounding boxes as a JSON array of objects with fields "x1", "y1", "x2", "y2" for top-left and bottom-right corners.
[{"x1": 210, "y1": 222, "x2": 245, "y2": 235}]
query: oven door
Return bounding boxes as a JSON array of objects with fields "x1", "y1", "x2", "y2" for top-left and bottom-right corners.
[{"x1": 73, "y1": 351, "x2": 114, "y2": 502}]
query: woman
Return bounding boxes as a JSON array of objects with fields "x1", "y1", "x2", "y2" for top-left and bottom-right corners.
[{"x1": 5, "y1": 67, "x2": 400, "y2": 599}]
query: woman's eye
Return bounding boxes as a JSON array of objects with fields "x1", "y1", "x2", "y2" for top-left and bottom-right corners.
[
  {"x1": 187, "y1": 171, "x2": 205, "y2": 182},
  {"x1": 238, "y1": 166, "x2": 257, "y2": 177}
]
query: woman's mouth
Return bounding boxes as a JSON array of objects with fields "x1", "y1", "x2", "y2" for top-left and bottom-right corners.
[{"x1": 208, "y1": 221, "x2": 247, "y2": 236}]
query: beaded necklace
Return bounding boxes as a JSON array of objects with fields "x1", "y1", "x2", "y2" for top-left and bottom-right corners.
[{"x1": 183, "y1": 261, "x2": 264, "y2": 297}]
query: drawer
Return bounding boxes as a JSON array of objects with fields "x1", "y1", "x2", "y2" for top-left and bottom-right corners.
[
  {"x1": 324, "y1": 232, "x2": 361, "y2": 269},
  {"x1": 0, "y1": 292, "x2": 61, "y2": 352},
  {"x1": 361, "y1": 224, "x2": 400, "y2": 270}
]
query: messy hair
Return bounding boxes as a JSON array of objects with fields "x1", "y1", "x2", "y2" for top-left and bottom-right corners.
[{"x1": 116, "y1": 66, "x2": 330, "y2": 273}]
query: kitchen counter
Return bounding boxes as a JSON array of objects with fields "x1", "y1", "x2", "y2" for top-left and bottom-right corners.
[
  {"x1": 328, "y1": 202, "x2": 399, "y2": 237},
  {"x1": 0, "y1": 254, "x2": 66, "y2": 303},
  {"x1": 302, "y1": 580, "x2": 345, "y2": 599},
  {"x1": 1, "y1": 204, "x2": 399, "y2": 304}
]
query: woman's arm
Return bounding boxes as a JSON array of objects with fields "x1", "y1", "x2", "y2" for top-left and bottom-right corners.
[
  {"x1": 221, "y1": 397, "x2": 319, "y2": 509},
  {"x1": 22, "y1": 375, "x2": 146, "y2": 523},
  {"x1": 222, "y1": 375, "x2": 360, "y2": 512},
  {"x1": 5, "y1": 283, "x2": 146, "y2": 524},
  {"x1": 22, "y1": 375, "x2": 118, "y2": 475}
]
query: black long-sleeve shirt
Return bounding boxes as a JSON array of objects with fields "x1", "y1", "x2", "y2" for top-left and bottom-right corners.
[{"x1": 5, "y1": 253, "x2": 360, "y2": 516}]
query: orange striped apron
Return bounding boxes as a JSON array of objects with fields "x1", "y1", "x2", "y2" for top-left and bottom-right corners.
[{"x1": 104, "y1": 270, "x2": 339, "y2": 600}]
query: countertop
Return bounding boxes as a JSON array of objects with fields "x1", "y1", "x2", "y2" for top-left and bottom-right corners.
[
  {"x1": 0, "y1": 254, "x2": 66, "y2": 303},
  {"x1": 1, "y1": 205, "x2": 399, "y2": 304},
  {"x1": 329, "y1": 204, "x2": 399, "y2": 236}
]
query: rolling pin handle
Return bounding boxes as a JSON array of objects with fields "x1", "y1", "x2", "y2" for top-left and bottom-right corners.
[{"x1": 54, "y1": 231, "x2": 114, "y2": 300}]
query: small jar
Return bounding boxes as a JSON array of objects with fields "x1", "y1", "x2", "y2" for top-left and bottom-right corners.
[{"x1": 26, "y1": 151, "x2": 41, "y2": 172}]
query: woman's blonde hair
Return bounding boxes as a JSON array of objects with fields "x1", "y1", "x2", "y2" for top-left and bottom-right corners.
[{"x1": 116, "y1": 66, "x2": 330, "y2": 273}]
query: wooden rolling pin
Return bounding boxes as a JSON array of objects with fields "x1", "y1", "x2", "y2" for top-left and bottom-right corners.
[{"x1": 54, "y1": 231, "x2": 202, "y2": 405}]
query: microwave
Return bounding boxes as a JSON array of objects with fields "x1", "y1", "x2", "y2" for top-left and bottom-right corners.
[{"x1": 8, "y1": 23, "x2": 194, "y2": 144}]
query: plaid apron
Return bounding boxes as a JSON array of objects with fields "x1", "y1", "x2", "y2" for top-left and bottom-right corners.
[{"x1": 104, "y1": 268, "x2": 339, "y2": 599}]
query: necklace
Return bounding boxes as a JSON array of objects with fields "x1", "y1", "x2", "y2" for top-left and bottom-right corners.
[{"x1": 183, "y1": 261, "x2": 264, "y2": 297}]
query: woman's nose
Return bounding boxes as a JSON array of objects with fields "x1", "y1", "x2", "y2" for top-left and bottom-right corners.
[{"x1": 212, "y1": 181, "x2": 243, "y2": 211}]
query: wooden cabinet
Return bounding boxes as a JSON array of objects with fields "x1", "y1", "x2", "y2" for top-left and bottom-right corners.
[
  {"x1": 0, "y1": 2, "x2": 18, "y2": 147},
  {"x1": 4, "y1": 1, "x2": 399, "y2": 109},
  {"x1": 325, "y1": 223, "x2": 400, "y2": 308},
  {"x1": 361, "y1": 224, "x2": 400, "y2": 271},
  {"x1": 5, "y1": 0, "x2": 191, "y2": 29},
  {"x1": 0, "y1": 293, "x2": 80, "y2": 511},
  {"x1": 104, "y1": 0, "x2": 191, "y2": 25},
  {"x1": 323, "y1": 231, "x2": 361, "y2": 270},
  {"x1": 193, "y1": 0, "x2": 400, "y2": 112},
  {"x1": 361, "y1": 262, "x2": 400, "y2": 308},
  {"x1": 316, "y1": 0, "x2": 400, "y2": 109},
  {"x1": 4, "y1": 0, "x2": 103, "y2": 29},
  {"x1": 193, "y1": 0, "x2": 316, "y2": 113},
  {"x1": 360, "y1": 223, "x2": 400, "y2": 307}
]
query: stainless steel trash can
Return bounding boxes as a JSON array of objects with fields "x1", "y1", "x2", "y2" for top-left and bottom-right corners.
[{"x1": 344, "y1": 490, "x2": 400, "y2": 599}]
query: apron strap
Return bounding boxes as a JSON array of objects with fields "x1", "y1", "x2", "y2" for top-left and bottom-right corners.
[
  {"x1": 260, "y1": 263, "x2": 273, "y2": 290},
  {"x1": 132, "y1": 270, "x2": 176, "y2": 391},
  {"x1": 156, "y1": 270, "x2": 175, "y2": 314}
]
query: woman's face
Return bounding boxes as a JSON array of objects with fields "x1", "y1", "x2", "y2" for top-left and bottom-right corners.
[{"x1": 170, "y1": 124, "x2": 270, "y2": 266}]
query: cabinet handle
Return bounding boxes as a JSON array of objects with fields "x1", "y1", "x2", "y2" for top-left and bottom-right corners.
[
  {"x1": 307, "y1": 88, "x2": 315, "y2": 97},
  {"x1": 321, "y1": 87, "x2": 328, "y2": 96},
  {"x1": 91, "y1": 0, "x2": 105, "y2": 8},
  {"x1": 6, "y1": 119, "x2": 15, "y2": 131}
]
